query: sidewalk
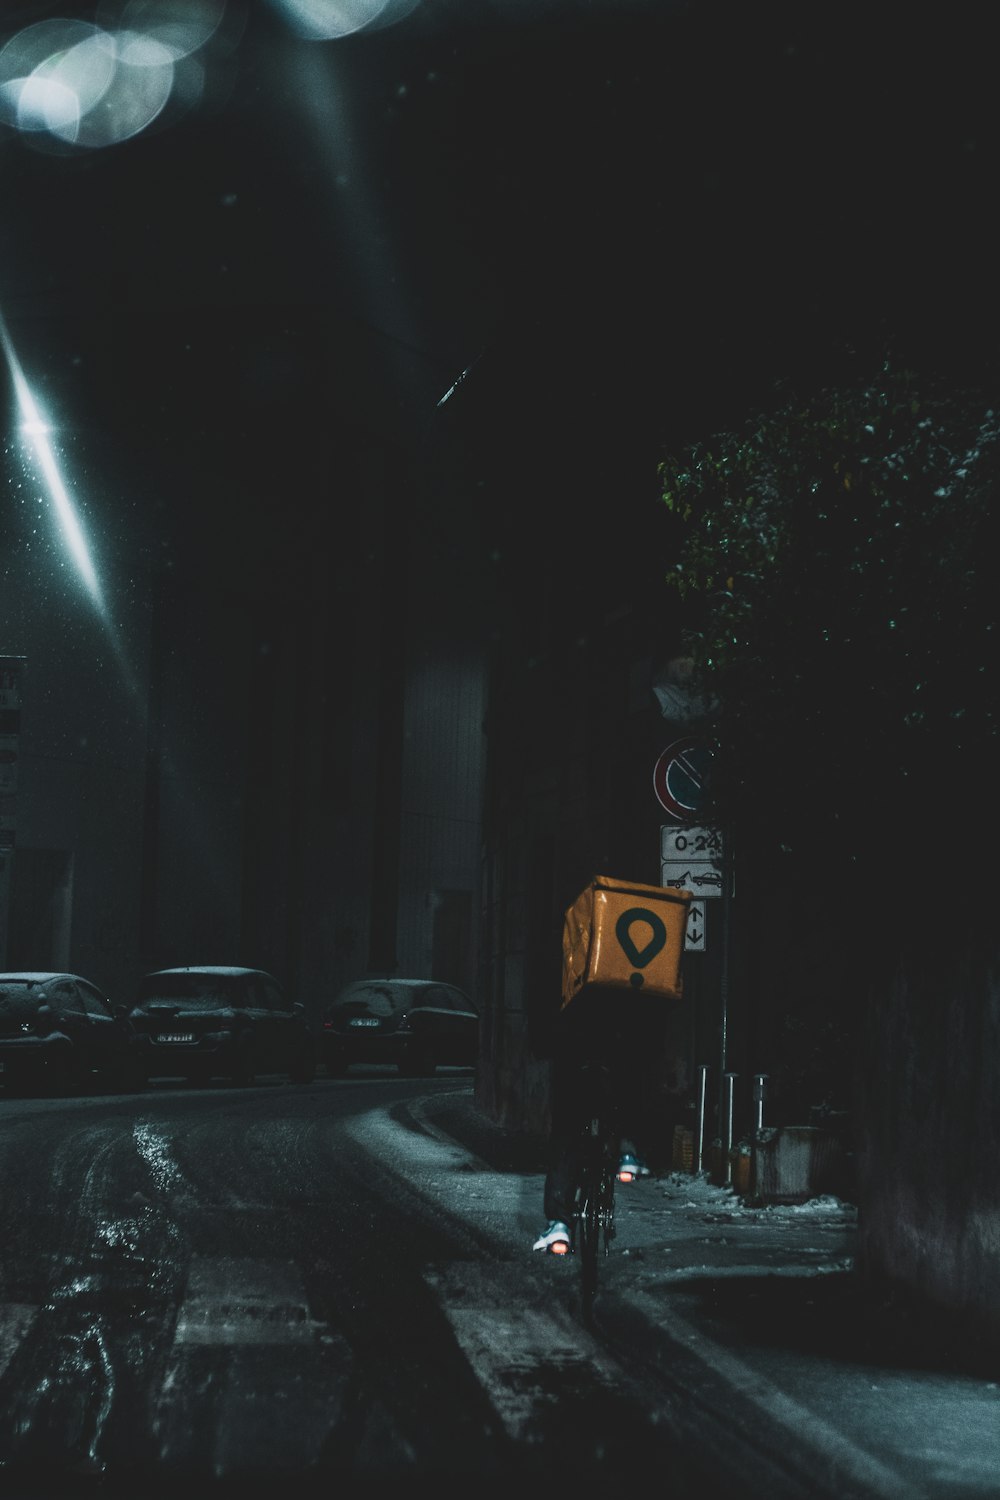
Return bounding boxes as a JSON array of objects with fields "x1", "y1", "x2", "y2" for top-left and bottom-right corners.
[
  {"x1": 403, "y1": 1084, "x2": 1000, "y2": 1500},
  {"x1": 417, "y1": 1086, "x2": 859, "y2": 1281},
  {"x1": 402, "y1": 1083, "x2": 1000, "y2": 1372}
]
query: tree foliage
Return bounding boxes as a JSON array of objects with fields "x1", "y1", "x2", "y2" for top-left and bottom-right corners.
[{"x1": 658, "y1": 360, "x2": 1000, "y2": 903}]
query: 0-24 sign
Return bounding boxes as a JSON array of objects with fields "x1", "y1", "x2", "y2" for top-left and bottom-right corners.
[{"x1": 660, "y1": 824, "x2": 725, "y2": 900}]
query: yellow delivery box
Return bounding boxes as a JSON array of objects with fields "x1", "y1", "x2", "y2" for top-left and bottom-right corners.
[{"x1": 561, "y1": 874, "x2": 693, "y2": 1010}]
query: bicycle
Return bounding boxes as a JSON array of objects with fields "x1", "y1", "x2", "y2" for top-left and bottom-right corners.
[
  {"x1": 565, "y1": 1060, "x2": 628, "y2": 1323},
  {"x1": 537, "y1": 1046, "x2": 652, "y2": 1318}
]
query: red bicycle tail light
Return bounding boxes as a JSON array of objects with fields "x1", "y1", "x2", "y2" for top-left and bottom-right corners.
[
  {"x1": 617, "y1": 1168, "x2": 636, "y2": 1183},
  {"x1": 550, "y1": 1240, "x2": 570, "y2": 1255}
]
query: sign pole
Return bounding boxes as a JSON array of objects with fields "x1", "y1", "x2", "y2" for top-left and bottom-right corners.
[{"x1": 716, "y1": 821, "x2": 734, "y2": 1175}]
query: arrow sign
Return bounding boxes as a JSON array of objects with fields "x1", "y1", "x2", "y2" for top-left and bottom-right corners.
[{"x1": 684, "y1": 900, "x2": 706, "y2": 952}]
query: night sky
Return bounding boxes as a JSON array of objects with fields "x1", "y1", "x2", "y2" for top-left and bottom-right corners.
[{"x1": 3, "y1": 0, "x2": 999, "y2": 613}]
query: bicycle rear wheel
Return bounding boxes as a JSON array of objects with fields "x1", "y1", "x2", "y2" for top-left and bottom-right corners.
[{"x1": 576, "y1": 1119, "x2": 615, "y2": 1322}]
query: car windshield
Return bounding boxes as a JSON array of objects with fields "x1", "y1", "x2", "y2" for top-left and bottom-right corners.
[
  {"x1": 138, "y1": 975, "x2": 240, "y2": 1010},
  {"x1": 332, "y1": 983, "x2": 478, "y2": 1016}
]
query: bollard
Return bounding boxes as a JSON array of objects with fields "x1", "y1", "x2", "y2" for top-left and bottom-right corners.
[
  {"x1": 753, "y1": 1073, "x2": 768, "y2": 1135},
  {"x1": 722, "y1": 1071, "x2": 738, "y2": 1185},
  {"x1": 694, "y1": 1063, "x2": 709, "y2": 1173}
]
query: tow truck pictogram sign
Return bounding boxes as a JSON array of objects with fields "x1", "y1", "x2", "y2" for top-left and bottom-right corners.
[{"x1": 660, "y1": 824, "x2": 725, "y2": 899}]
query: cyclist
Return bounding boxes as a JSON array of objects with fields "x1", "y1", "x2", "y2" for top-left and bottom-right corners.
[{"x1": 531, "y1": 982, "x2": 665, "y2": 1254}]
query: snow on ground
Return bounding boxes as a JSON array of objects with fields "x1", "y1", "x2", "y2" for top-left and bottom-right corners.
[{"x1": 652, "y1": 1170, "x2": 859, "y2": 1227}]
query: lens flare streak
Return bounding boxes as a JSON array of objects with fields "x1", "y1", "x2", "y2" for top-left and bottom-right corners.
[{"x1": 0, "y1": 305, "x2": 105, "y2": 613}]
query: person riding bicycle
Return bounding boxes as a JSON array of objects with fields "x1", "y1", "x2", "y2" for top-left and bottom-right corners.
[
  {"x1": 531, "y1": 873, "x2": 692, "y2": 1254},
  {"x1": 531, "y1": 981, "x2": 666, "y2": 1254}
]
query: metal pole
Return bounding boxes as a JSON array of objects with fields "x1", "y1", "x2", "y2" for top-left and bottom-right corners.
[
  {"x1": 722, "y1": 1071, "x2": 738, "y2": 1185},
  {"x1": 694, "y1": 1063, "x2": 709, "y2": 1173},
  {"x1": 753, "y1": 1073, "x2": 768, "y2": 1135},
  {"x1": 716, "y1": 822, "x2": 733, "y2": 1164}
]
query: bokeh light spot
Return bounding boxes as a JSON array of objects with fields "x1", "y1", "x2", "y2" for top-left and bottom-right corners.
[
  {"x1": 99, "y1": 0, "x2": 229, "y2": 61},
  {"x1": 13, "y1": 76, "x2": 81, "y2": 138},
  {"x1": 0, "y1": 1, "x2": 238, "y2": 150},
  {"x1": 267, "y1": 0, "x2": 420, "y2": 42},
  {"x1": 0, "y1": 19, "x2": 104, "y2": 132},
  {"x1": 71, "y1": 34, "x2": 175, "y2": 147}
]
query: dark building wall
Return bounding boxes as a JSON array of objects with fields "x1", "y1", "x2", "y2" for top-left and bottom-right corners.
[
  {"x1": 462, "y1": 317, "x2": 865, "y2": 1157},
  {"x1": 1, "y1": 553, "x2": 150, "y2": 1001},
  {"x1": 855, "y1": 927, "x2": 1000, "y2": 1343},
  {"x1": 474, "y1": 574, "x2": 702, "y2": 1150},
  {"x1": 473, "y1": 601, "x2": 869, "y2": 1158},
  {"x1": 2, "y1": 390, "x2": 487, "y2": 1028}
]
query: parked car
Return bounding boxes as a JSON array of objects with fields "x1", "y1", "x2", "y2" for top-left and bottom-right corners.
[
  {"x1": 321, "y1": 978, "x2": 480, "y2": 1078},
  {"x1": 129, "y1": 965, "x2": 317, "y2": 1086},
  {"x1": 0, "y1": 971, "x2": 147, "y2": 1095}
]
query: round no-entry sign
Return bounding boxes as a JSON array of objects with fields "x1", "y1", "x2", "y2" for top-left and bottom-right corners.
[{"x1": 653, "y1": 736, "x2": 714, "y2": 821}]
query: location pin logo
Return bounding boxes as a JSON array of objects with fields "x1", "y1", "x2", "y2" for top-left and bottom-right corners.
[{"x1": 615, "y1": 907, "x2": 668, "y2": 988}]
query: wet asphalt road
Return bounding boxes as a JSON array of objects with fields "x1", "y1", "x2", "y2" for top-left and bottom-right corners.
[{"x1": 1, "y1": 1074, "x2": 997, "y2": 1499}]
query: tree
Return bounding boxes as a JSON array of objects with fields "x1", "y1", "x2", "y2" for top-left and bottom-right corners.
[
  {"x1": 658, "y1": 357, "x2": 1000, "y2": 930},
  {"x1": 658, "y1": 357, "x2": 1000, "y2": 1338}
]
